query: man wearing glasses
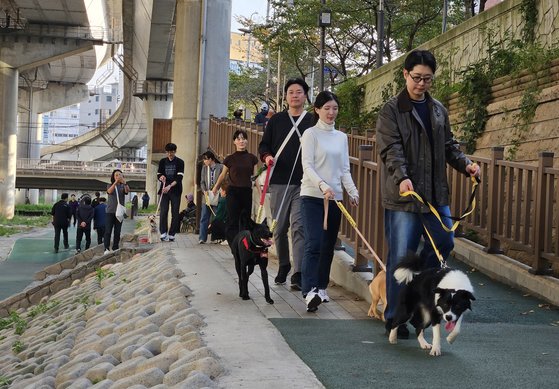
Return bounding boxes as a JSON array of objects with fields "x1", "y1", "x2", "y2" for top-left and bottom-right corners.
[
  {"x1": 157, "y1": 143, "x2": 185, "y2": 241},
  {"x1": 376, "y1": 50, "x2": 480, "y2": 339}
]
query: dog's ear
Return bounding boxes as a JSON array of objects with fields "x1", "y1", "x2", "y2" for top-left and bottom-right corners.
[
  {"x1": 434, "y1": 287, "x2": 455, "y2": 295},
  {"x1": 465, "y1": 291, "x2": 476, "y2": 301},
  {"x1": 261, "y1": 218, "x2": 267, "y2": 226}
]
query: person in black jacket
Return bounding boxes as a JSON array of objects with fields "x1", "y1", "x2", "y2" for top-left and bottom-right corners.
[
  {"x1": 51, "y1": 193, "x2": 72, "y2": 253},
  {"x1": 157, "y1": 143, "x2": 185, "y2": 242},
  {"x1": 376, "y1": 50, "x2": 480, "y2": 338},
  {"x1": 75, "y1": 197, "x2": 94, "y2": 252},
  {"x1": 258, "y1": 78, "x2": 314, "y2": 289}
]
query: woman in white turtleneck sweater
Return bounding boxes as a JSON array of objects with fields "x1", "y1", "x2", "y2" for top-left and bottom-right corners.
[{"x1": 300, "y1": 91, "x2": 359, "y2": 313}]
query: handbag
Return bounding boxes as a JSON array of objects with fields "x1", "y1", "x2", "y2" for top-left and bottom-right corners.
[
  {"x1": 115, "y1": 186, "x2": 127, "y2": 222},
  {"x1": 206, "y1": 168, "x2": 219, "y2": 206}
]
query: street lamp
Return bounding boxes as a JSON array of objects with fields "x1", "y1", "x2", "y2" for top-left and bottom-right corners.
[
  {"x1": 318, "y1": 4, "x2": 331, "y2": 91},
  {"x1": 376, "y1": 0, "x2": 384, "y2": 68},
  {"x1": 238, "y1": 27, "x2": 253, "y2": 67}
]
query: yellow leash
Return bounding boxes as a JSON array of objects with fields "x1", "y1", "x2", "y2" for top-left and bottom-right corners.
[
  {"x1": 336, "y1": 201, "x2": 386, "y2": 272},
  {"x1": 399, "y1": 175, "x2": 480, "y2": 233}
]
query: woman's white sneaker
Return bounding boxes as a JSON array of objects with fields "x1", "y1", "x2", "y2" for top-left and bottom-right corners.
[{"x1": 318, "y1": 289, "x2": 330, "y2": 302}]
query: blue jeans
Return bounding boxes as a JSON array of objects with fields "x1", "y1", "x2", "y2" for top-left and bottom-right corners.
[
  {"x1": 384, "y1": 206, "x2": 454, "y2": 320},
  {"x1": 301, "y1": 196, "x2": 342, "y2": 296},
  {"x1": 198, "y1": 203, "x2": 215, "y2": 242}
]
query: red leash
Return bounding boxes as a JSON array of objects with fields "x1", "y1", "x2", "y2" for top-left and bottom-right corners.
[{"x1": 256, "y1": 165, "x2": 272, "y2": 223}]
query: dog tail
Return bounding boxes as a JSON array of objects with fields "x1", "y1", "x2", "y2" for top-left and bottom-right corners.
[{"x1": 393, "y1": 252, "x2": 424, "y2": 285}]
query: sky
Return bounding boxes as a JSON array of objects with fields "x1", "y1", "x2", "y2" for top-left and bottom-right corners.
[{"x1": 231, "y1": 0, "x2": 269, "y2": 32}]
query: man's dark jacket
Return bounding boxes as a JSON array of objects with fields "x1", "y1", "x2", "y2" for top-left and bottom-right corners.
[
  {"x1": 376, "y1": 89, "x2": 471, "y2": 212},
  {"x1": 51, "y1": 200, "x2": 72, "y2": 227}
]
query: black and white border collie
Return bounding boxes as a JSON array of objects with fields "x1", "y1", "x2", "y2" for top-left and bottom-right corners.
[{"x1": 388, "y1": 254, "x2": 475, "y2": 356}]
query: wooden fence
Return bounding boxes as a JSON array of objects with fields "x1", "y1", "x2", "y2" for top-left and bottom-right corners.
[{"x1": 208, "y1": 116, "x2": 559, "y2": 278}]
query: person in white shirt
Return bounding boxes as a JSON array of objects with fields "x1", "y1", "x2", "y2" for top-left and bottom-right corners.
[{"x1": 300, "y1": 91, "x2": 359, "y2": 312}]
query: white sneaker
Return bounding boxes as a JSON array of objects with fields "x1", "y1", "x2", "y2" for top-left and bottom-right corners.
[
  {"x1": 318, "y1": 289, "x2": 330, "y2": 303},
  {"x1": 160, "y1": 233, "x2": 168, "y2": 240},
  {"x1": 305, "y1": 288, "x2": 322, "y2": 312},
  {"x1": 220, "y1": 241, "x2": 229, "y2": 246},
  {"x1": 103, "y1": 249, "x2": 111, "y2": 255},
  {"x1": 167, "y1": 235, "x2": 175, "y2": 242}
]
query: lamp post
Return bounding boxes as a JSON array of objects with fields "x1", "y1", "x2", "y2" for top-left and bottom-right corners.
[
  {"x1": 318, "y1": 3, "x2": 331, "y2": 92},
  {"x1": 376, "y1": 0, "x2": 384, "y2": 68},
  {"x1": 238, "y1": 27, "x2": 252, "y2": 67}
]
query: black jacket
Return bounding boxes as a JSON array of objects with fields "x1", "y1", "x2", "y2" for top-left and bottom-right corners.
[
  {"x1": 77, "y1": 204, "x2": 94, "y2": 229},
  {"x1": 157, "y1": 156, "x2": 185, "y2": 194},
  {"x1": 376, "y1": 89, "x2": 471, "y2": 212},
  {"x1": 51, "y1": 200, "x2": 72, "y2": 227},
  {"x1": 258, "y1": 111, "x2": 314, "y2": 185}
]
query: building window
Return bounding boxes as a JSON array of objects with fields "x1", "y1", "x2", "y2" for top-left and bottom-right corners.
[
  {"x1": 106, "y1": 96, "x2": 112, "y2": 102},
  {"x1": 95, "y1": 109, "x2": 99, "y2": 115},
  {"x1": 95, "y1": 96, "x2": 99, "y2": 102},
  {"x1": 108, "y1": 109, "x2": 112, "y2": 115}
]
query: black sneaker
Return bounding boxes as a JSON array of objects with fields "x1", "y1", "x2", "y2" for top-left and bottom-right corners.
[
  {"x1": 290, "y1": 272, "x2": 302, "y2": 291},
  {"x1": 274, "y1": 264, "x2": 291, "y2": 285},
  {"x1": 385, "y1": 319, "x2": 410, "y2": 339},
  {"x1": 64, "y1": 245, "x2": 69, "y2": 249}
]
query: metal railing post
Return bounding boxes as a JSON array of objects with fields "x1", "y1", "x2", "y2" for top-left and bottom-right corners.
[
  {"x1": 353, "y1": 145, "x2": 373, "y2": 272},
  {"x1": 484, "y1": 146, "x2": 504, "y2": 254},
  {"x1": 532, "y1": 151, "x2": 554, "y2": 274}
]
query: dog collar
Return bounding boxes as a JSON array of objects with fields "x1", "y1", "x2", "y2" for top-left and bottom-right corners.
[{"x1": 242, "y1": 236, "x2": 268, "y2": 254}]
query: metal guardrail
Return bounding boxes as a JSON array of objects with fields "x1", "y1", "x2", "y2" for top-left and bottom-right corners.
[{"x1": 16, "y1": 159, "x2": 147, "y2": 176}]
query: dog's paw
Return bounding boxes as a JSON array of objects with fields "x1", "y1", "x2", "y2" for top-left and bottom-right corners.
[
  {"x1": 429, "y1": 346, "x2": 442, "y2": 356},
  {"x1": 388, "y1": 329, "x2": 398, "y2": 344},
  {"x1": 266, "y1": 298, "x2": 274, "y2": 304},
  {"x1": 418, "y1": 339, "x2": 432, "y2": 350},
  {"x1": 447, "y1": 333, "x2": 458, "y2": 344}
]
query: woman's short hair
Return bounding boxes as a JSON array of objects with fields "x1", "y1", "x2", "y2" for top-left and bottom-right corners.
[
  {"x1": 201, "y1": 150, "x2": 217, "y2": 161},
  {"x1": 233, "y1": 129, "x2": 248, "y2": 141}
]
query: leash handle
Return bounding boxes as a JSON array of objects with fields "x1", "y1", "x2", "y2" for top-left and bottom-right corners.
[
  {"x1": 335, "y1": 201, "x2": 386, "y2": 272},
  {"x1": 204, "y1": 192, "x2": 217, "y2": 216},
  {"x1": 257, "y1": 165, "x2": 272, "y2": 224}
]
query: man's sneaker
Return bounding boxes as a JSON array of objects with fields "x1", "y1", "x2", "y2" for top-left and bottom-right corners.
[
  {"x1": 290, "y1": 272, "x2": 302, "y2": 291},
  {"x1": 318, "y1": 289, "x2": 330, "y2": 302},
  {"x1": 220, "y1": 240, "x2": 229, "y2": 246},
  {"x1": 54, "y1": 248, "x2": 59, "y2": 253},
  {"x1": 198, "y1": 240, "x2": 205, "y2": 244},
  {"x1": 274, "y1": 264, "x2": 291, "y2": 285},
  {"x1": 64, "y1": 245, "x2": 70, "y2": 249},
  {"x1": 167, "y1": 235, "x2": 175, "y2": 242},
  {"x1": 305, "y1": 288, "x2": 322, "y2": 312},
  {"x1": 160, "y1": 233, "x2": 168, "y2": 240},
  {"x1": 76, "y1": 249, "x2": 81, "y2": 254},
  {"x1": 103, "y1": 249, "x2": 111, "y2": 255}
]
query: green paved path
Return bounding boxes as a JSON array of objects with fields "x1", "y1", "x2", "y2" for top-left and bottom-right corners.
[
  {"x1": 0, "y1": 219, "x2": 137, "y2": 300},
  {"x1": 271, "y1": 258, "x2": 559, "y2": 389}
]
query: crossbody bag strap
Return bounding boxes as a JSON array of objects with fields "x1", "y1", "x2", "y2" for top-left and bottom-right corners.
[{"x1": 269, "y1": 111, "x2": 307, "y2": 180}]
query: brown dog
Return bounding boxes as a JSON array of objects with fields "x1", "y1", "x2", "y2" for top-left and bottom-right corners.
[{"x1": 367, "y1": 269, "x2": 387, "y2": 321}]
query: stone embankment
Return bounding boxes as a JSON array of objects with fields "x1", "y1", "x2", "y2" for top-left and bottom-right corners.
[{"x1": 0, "y1": 247, "x2": 224, "y2": 388}]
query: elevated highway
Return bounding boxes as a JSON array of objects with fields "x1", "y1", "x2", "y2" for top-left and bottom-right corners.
[{"x1": 1, "y1": 0, "x2": 231, "y2": 217}]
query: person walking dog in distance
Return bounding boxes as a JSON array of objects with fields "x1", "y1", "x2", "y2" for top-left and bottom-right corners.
[
  {"x1": 157, "y1": 143, "x2": 185, "y2": 242},
  {"x1": 299, "y1": 91, "x2": 359, "y2": 312},
  {"x1": 376, "y1": 49, "x2": 480, "y2": 338},
  {"x1": 258, "y1": 78, "x2": 314, "y2": 290},
  {"x1": 104, "y1": 169, "x2": 130, "y2": 254}
]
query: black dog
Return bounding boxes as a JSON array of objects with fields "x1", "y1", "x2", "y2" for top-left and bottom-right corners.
[
  {"x1": 231, "y1": 216, "x2": 274, "y2": 304},
  {"x1": 388, "y1": 253, "x2": 475, "y2": 356}
]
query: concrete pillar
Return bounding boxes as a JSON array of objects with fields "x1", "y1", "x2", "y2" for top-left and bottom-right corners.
[
  {"x1": 144, "y1": 95, "x2": 173, "y2": 203},
  {"x1": 173, "y1": 0, "x2": 231, "y2": 210},
  {"x1": 173, "y1": 0, "x2": 202, "y2": 203},
  {"x1": 0, "y1": 64, "x2": 18, "y2": 218}
]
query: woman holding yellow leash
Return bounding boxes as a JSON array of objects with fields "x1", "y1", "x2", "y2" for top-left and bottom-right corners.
[
  {"x1": 300, "y1": 91, "x2": 359, "y2": 312},
  {"x1": 376, "y1": 50, "x2": 480, "y2": 338}
]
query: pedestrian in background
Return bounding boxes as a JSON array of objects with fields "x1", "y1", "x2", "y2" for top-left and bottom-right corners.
[
  {"x1": 199, "y1": 150, "x2": 223, "y2": 244},
  {"x1": 51, "y1": 192, "x2": 72, "y2": 253},
  {"x1": 142, "y1": 191, "x2": 150, "y2": 209},
  {"x1": 75, "y1": 196, "x2": 94, "y2": 253},
  {"x1": 233, "y1": 108, "x2": 243, "y2": 120},
  {"x1": 258, "y1": 78, "x2": 314, "y2": 289},
  {"x1": 300, "y1": 91, "x2": 359, "y2": 312},
  {"x1": 157, "y1": 142, "x2": 185, "y2": 242},
  {"x1": 69, "y1": 194, "x2": 79, "y2": 227},
  {"x1": 254, "y1": 102, "x2": 270, "y2": 126},
  {"x1": 376, "y1": 49, "x2": 480, "y2": 338},
  {"x1": 91, "y1": 191, "x2": 101, "y2": 208},
  {"x1": 209, "y1": 181, "x2": 229, "y2": 244},
  {"x1": 131, "y1": 194, "x2": 138, "y2": 219},
  {"x1": 93, "y1": 197, "x2": 107, "y2": 244},
  {"x1": 104, "y1": 169, "x2": 129, "y2": 254},
  {"x1": 212, "y1": 129, "x2": 258, "y2": 246}
]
